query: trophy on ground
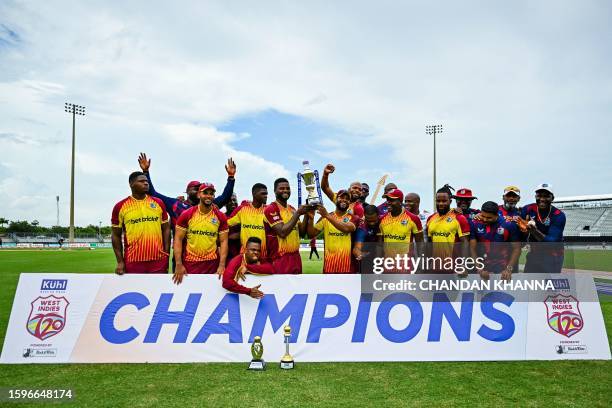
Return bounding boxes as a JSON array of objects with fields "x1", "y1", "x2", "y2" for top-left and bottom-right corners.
[
  {"x1": 280, "y1": 325, "x2": 295, "y2": 369},
  {"x1": 297, "y1": 160, "x2": 323, "y2": 207},
  {"x1": 248, "y1": 336, "x2": 266, "y2": 370}
]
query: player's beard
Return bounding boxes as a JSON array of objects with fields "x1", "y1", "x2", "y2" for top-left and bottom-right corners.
[
  {"x1": 504, "y1": 202, "x2": 516, "y2": 210},
  {"x1": 437, "y1": 206, "x2": 450, "y2": 215}
]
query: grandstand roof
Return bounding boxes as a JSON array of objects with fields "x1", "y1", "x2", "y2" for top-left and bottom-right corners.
[{"x1": 555, "y1": 194, "x2": 612, "y2": 203}]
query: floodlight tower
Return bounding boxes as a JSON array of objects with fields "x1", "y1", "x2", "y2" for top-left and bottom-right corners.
[
  {"x1": 425, "y1": 124, "x2": 443, "y2": 207},
  {"x1": 64, "y1": 103, "x2": 86, "y2": 243}
]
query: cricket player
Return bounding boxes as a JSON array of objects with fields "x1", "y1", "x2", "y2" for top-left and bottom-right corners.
[
  {"x1": 404, "y1": 192, "x2": 431, "y2": 240},
  {"x1": 173, "y1": 183, "x2": 228, "y2": 284},
  {"x1": 379, "y1": 188, "x2": 423, "y2": 272},
  {"x1": 306, "y1": 189, "x2": 358, "y2": 273},
  {"x1": 227, "y1": 183, "x2": 268, "y2": 258},
  {"x1": 499, "y1": 186, "x2": 521, "y2": 222},
  {"x1": 426, "y1": 185, "x2": 471, "y2": 273},
  {"x1": 264, "y1": 178, "x2": 309, "y2": 274},
  {"x1": 321, "y1": 163, "x2": 365, "y2": 219},
  {"x1": 520, "y1": 183, "x2": 566, "y2": 273},
  {"x1": 222, "y1": 237, "x2": 277, "y2": 298},
  {"x1": 377, "y1": 183, "x2": 398, "y2": 216},
  {"x1": 470, "y1": 201, "x2": 521, "y2": 281},
  {"x1": 454, "y1": 187, "x2": 480, "y2": 221},
  {"x1": 111, "y1": 171, "x2": 171, "y2": 274}
]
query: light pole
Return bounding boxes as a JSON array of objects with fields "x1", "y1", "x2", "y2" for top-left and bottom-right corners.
[
  {"x1": 64, "y1": 103, "x2": 86, "y2": 243},
  {"x1": 56, "y1": 195, "x2": 60, "y2": 227},
  {"x1": 426, "y1": 125, "x2": 443, "y2": 207}
]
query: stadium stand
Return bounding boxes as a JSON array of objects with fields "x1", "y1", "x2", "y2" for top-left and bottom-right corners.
[{"x1": 555, "y1": 194, "x2": 612, "y2": 241}]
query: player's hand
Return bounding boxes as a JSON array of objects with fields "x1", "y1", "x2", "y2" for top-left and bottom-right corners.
[
  {"x1": 249, "y1": 284, "x2": 264, "y2": 299},
  {"x1": 216, "y1": 264, "x2": 225, "y2": 279},
  {"x1": 501, "y1": 267, "x2": 513, "y2": 281},
  {"x1": 173, "y1": 264, "x2": 187, "y2": 285},
  {"x1": 297, "y1": 205, "x2": 310, "y2": 216},
  {"x1": 352, "y1": 247, "x2": 363, "y2": 261},
  {"x1": 225, "y1": 158, "x2": 236, "y2": 178},
  {"x1": 473, "y1": 213, "x2": 482, "y2": 222},
  {"x1": 478, "y1": 268, "x2": 489, "y2": 280},
  {"x1": 317, "y1": 205, "x2": 329, "y2": 218},
  {"x1": 453, "y1": 207, "x2": 463, "y2": 214},
  {"x1": 115, "y1": 261, "x2": 125, "y2": 275},
  {"x1": 138, "y1": 152, "x2": 150, "y2": 172},
  {"x1": 323, "y1": 164, "x2": 335, "y2": 175}
]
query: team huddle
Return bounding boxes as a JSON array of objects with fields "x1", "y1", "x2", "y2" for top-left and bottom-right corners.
[{"x1": 111, "y1": 154, "x2": 566, "y2": 298}]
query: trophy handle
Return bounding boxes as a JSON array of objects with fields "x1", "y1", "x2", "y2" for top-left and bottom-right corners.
[
  {"x1": 314, "y1": 170, "x2": 323, "y2": 205},
  {"x1": 297, "y1": 172, "x2": 303, "y2": 207}
]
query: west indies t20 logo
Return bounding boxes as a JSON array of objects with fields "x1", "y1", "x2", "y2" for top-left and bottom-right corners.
[
  {"x1": 26, "y1": 295, "x2": 69, "y2": 340},
  {"x1": 544, "y1": 294, "x2": 583, "y2": 337}
]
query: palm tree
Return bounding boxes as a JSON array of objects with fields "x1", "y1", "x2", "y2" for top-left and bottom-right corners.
[{"x1": 0, "y1": 218, "x2": 8, "y2": 228}]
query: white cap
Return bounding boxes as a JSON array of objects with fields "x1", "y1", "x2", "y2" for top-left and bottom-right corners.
[{"x1": 535, "y1": 183, "x2": 554, "y2": 195}]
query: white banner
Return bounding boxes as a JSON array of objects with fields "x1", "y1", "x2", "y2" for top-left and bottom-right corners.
[{"x1": 1, "y1": 273, "x2": 609, "y2": 363}]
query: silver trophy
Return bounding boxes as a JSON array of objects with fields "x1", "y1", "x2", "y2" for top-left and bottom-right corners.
[{"x1": 297, "y1": 160, "x2": 323, "y2": 206}]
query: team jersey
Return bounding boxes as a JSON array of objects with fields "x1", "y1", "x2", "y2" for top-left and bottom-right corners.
[
  {"x1": 498, "y1": 205, "x2": 521, "y2": 222},
  {"x1": 221, "y1": 254, "x2": 277, "y2": 295},
  {"x1": 227, "y1": 201, "x2": 267, "y2": 256},
  {"x1": 379, "y1": 210, "x2": 422, "y2": 259},
  {"x1": 377, "y1": 202, "x2": 389, "y2": 216},
  {"x1": 355, "y1": 222, "x2": 380, "y2": 243},
  {"x1": 460, "y1": 208, "x2": 480, "y2": 221},
  {"x1": 521, "y1": 204, "x2": 566, "y2": 246},
  {"x1": 111, "y1": 195, "x2": 169, "y2": 263},
  {"x1": 427, "y1": 210, "x2": 470, "y2": 259},
  {"x1": 145, "y1": 171, "x2": 235, "y2": 228},
  {"x1": 264, "y1": 201, "x2": 301, "y2": 259},
  {"x1": 470, "y1": 217, "x2": 520, "y2": 271},
  {"x1": 314, "y1": 211, "x2": 358, "y2": 273},
  {"x1": 176, "y1": 206, "x2": 228, "y2": 262}
]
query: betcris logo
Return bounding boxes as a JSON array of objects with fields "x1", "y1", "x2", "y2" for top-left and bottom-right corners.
[
  {"x1": 99, "y1": 292, "x2": 515, "y2": 345},
  {"x1": 41, "y1": 279, "x2": 68, "y2": 291}
]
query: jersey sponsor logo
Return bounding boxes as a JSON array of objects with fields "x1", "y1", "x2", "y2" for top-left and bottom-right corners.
[
  {"x1": 477, "y1": 226, "x2": 485, "y2": 233},
  {"x1": 329, "y1": 231, "x2": 349, "y2": 237},
  {"x1": 127, "y1": 216, "x2": 160, "y2": 225},
  {"x1": 27, "y1": 295, "x2": 69, "y2": 341},
  {"x1": 431, "y1": 231, "x2": 451, "y2": 238},
  {"x1": 544, "y1": 294, "x2": 583, "y2": 338},
  {"x1": 243, "y1": 224, "x2": 265, "y2": 230},
  {"x1": 188, "y1": 229, "x2": 218, "y2": 237},
  {"x1": 384, "y1": 233, "x2": 407, "y2": 240}
]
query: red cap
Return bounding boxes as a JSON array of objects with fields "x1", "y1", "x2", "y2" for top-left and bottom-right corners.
[
  {"x1": 198, "y1": 182, "x2": 216, "y2": 192},
  {"x1": 186, "y1": 181, "x2": 201, "y2": 191},
  {"x1": 454, "y1": 188, "x2": 477, "y2": 200},
  {"x1": 336, "y1": 189, "x2": 350, "y2": 199},
  {"x1": 383, "y1": 188, "x2": 404, "y2": 201}
]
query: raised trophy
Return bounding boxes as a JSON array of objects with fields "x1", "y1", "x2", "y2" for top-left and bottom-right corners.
[
  {"x1": 248, "y1": 336, "x2": 266, "y2": 371},
  {"x1": 297, "y1": 160, "x2": 323, "y2": 207},
  {"x1": 280, "y1": 325, "x2": 295, "y2": 369}
]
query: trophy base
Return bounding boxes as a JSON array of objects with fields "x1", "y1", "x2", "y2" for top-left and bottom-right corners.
[
  {"x1": 280, "y1": 360, "x2": 294, "y2": 370},
  {"x1": 248, "y1": 359, "x2": 266, "y2": 371}
]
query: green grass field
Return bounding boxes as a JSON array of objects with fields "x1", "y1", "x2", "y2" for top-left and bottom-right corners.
[{"x1": 0, "y1": 249, "x2": 611, "y2": 407}]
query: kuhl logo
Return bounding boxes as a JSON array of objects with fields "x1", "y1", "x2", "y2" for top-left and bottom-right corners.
[
  {"x1": 544, "y1": 294, "x2": 583, "y2": 338},
  {"x1": 26, "y1": 295, "x2": 69, "y2": 341},
  {"x1": 41, "y1": 279, "x2": 67, "y2": 291}
]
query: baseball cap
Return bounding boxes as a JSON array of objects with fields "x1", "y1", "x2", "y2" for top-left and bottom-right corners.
[
  {"x1": 198, "y1": 182, "x2": 216, "y2": 192},
  {"x1": 535, "y1": 183, "x2": 554, "y2": 195},
  {"x1": 454, "y1": 188, "x2": 477, "y2": 200},
  {"x1": 186, "y1": 181, "x2": 201, "y2": 191},
  {"x1": 336, "y1": 189, "x2": 350, "y2": 199},
  {"x1": 503, "y1": 186, "x2": 521, "y2": 197},
  {"x1": 383, "y1": 188, "x2": 404, "y2": 201}
]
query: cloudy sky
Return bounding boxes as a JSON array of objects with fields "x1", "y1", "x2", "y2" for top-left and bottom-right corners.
[{"x1": 1, "y1": 1, "x2": 611, "y2": 226}]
